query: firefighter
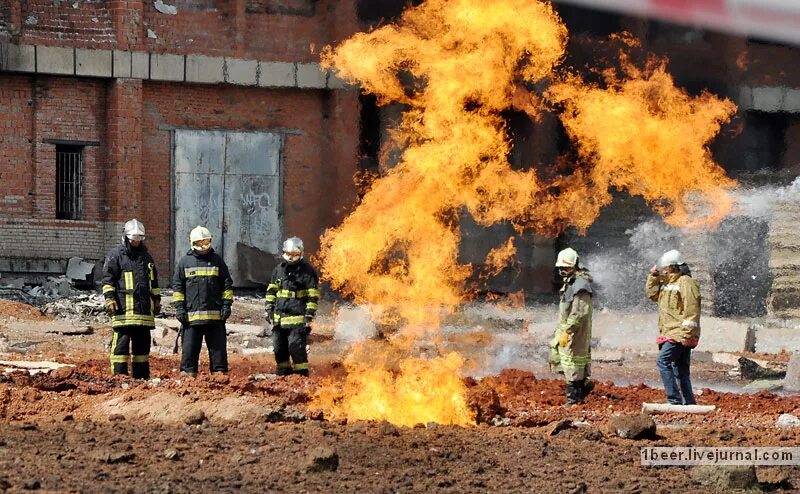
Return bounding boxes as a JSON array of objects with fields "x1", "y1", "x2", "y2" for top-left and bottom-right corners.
[
  {"x1": 549, "y1": 247, "x2": 594, "y2": 407},
  {"x1": 647, "y1": 249, "x2": 700, "y2": 405},
  {"x1": 172, "y1": 226, "x2": 233, "y2": 377},
  {"x1": 101, "y1": 219, "x2": 161, "y2": 379},
  {"x1": 264, "y1": 237, "x2": 319, "y2": 376}
]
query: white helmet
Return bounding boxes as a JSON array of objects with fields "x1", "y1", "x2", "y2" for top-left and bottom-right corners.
[
  {"x1": 190, "y1": 226, "x2": 213, "y2": 252},
  {"x1": 282, "y1": 236, "x2": 304, "y2": 264},
  {"x1": 124, "y1": 219, "x2": 146, "y2": 241},
  {"x1": 658, "y1": 249, "x2": 684, "y2": 268},
  {"x1": 555, "y1": 248, "x2": 579, "y2": 268}
]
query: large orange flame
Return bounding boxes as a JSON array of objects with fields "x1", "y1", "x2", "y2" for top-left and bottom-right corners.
[{"x1": 313, "y1": 0, "x2": 737, "y2": 426}]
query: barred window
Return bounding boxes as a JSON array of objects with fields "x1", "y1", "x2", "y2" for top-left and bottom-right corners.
[{"x1": 56, "y1": 144, "x2": 84, "y2": 220}]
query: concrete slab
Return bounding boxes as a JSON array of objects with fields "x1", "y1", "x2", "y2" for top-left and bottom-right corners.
[
  {"x1": 37, "y1": 46, "x2": 74, "y2": 75},
  {"x1": 0, "y1": 43, "x2": 36, "y2": 72},
  {"x1": 755, "y1": 327, "x2": 800, "y2": 353},
  {"x1": 75, "y1": 48, "x2": 112, "y2": 77},
  {"x1": 131, "y1": 52, "x2": 149, "y2": 79},
  {"x1": 150, "y1": 53, "x2": 183, "y2": 81},
  {"x1": 784, "y1": 352, "x2": 800, "y2": 392},
  {"x1": 226, "y1": 323, "x2": 263, "y2": 336},
  {"x1": 112, "y1": 50, "x2": 132, "y2": 78},
  {"x1": 737, "y1": 85, "x2": 753, "y2": 109},
  {"x1": 186, "y1": 54, "x2": 224, "y2": 84},
  {"x1": 751, "y1": 86, "x2": 785, "y2": 112},
  {"x1": 296, "y1": 62, "x2": 327, "y2": 88},
  {"x1": 326, "y1": 71, "x2": 351, "y2": 90},
  {"x1": 225, "y1": 58, "x2": 257, "y2": 85},
  {"x1": 258, "y1": 61, "x2": 295, "y2": 87},
  {"x1": 783, "y1": 88, "x2": 800, "y2": 113},
  {"x1": 696, "y1": 318, "x2": 754, "y2": 353}
]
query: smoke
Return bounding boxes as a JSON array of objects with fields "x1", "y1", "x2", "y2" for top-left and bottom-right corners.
[{"x1": 586, "y1": 179, "x2": 800, "y2": 315}]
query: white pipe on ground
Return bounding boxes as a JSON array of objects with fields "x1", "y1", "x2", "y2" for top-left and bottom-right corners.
[{"x1": 641, "y1": 403, "x2": 717, "y2": 414}]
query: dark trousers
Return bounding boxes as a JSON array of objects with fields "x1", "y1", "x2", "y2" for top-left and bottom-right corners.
[
  {"x1": 110, "y1": 327, "x2": 151, "y2": 379},
  {"x1": 180, "y1": 322, "x2": 228, "y2": 374},
  {"x1": 657, "y1": 341, "x2": 696, "y2": 405},
  {"x1": 272, "y1": 324, "x2": 308, "y2": 375}
]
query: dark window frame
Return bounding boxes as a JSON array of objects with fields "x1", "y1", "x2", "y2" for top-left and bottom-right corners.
[{"x1": 55, "y1": 144, "x2": 85, "y2": 220}]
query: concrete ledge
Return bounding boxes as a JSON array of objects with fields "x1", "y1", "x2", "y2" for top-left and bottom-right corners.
[
  {"x1": 296, "y1": 62, "x2": 327, "y2": 88},
  {"x1": 259, "y1": 61, "x2": 295, "y2": 87},
  {"x1": 112, "y1": 50, "x2": 132, "y2": 78},
  {"x1": 150, "y1": 53, "x2": 184, "y2": 82},
  {"x1": 0, "y1": 43, "x2": 351, "y2": 91},
  {"x1": 755, "y1": 327, "x2": 800, "y2": 353},
  {"x1": 0, "y1": 44, "x2": 35, "y2": 72},
  {"x1": 186, "y1": 54, "x2": 224, "y2": 84},
  {"x1": 225, "y1": 58, "x2": 257, "y2": 86},
  {"x1": 76, "y1": 48, "x2": 112, "y2": 78},
  {"x1": 37, "y1": 46, "x2": 74, "y2": 75},
  {"x1": 131, "y1": 52, "x2": 149, "y2": 79}
]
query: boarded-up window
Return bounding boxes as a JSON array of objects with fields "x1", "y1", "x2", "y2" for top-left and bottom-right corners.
[{"x1": 56, "y1": 145, "x2": 84, "y2": 220}]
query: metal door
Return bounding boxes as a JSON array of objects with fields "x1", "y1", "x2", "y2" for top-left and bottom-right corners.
[{"x1": 173, "y1": 130, "x2": 282, "y2": 286}]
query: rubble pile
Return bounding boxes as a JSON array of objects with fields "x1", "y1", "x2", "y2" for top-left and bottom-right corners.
[
  {"x1": 0, "y1": 276, "x2": 81, "y2": 304},
  {"x1": 41, "y1": 293, "x2": 109, "y2": 323}
]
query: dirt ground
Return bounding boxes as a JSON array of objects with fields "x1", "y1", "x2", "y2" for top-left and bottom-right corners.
[{"x1": 1, "y1": 299, "x2": 800, "y2": 493}]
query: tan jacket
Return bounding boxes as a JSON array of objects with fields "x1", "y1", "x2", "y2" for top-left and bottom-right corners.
[{"x1": 646, "y1": 272, "x2": 701, "y2": 347}]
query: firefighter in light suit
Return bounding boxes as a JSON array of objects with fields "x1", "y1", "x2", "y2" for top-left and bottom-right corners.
[
  {"x1": 102, "y1": 219, "x2": 161, "y2": 379},
  {"x1": 549, "y1": 248, "x2": 594, "y2": 407}
]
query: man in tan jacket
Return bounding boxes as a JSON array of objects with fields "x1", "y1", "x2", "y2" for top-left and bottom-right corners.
[
  {"x1": 550, "y1": 247, "x2": 594, "y2": 407},
  {"x1": 646, "y1": 249, "x2": 701, "y2": 405}
]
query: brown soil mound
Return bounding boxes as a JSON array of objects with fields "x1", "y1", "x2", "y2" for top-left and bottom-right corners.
[{"x1": 0, "y1": 299, "x2": 49, "y2": 321}]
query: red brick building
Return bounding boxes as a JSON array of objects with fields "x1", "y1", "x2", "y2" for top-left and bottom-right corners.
[{"x1": 0, "y1": 0, "x2": 360, "y2": 286}]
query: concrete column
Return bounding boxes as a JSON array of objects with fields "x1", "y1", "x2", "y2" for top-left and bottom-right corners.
[
  {"x1": 108, "y1": 0, "x2": 143, "y2": 51},
  {"x1": 106, "y1": 78, "x2": 143, "y2": 222}
]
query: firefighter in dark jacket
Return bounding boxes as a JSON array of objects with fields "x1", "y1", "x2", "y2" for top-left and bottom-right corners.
[
  {"x1": 172, "y1": 226, "x2": 234, "y2": 377},
  {"x1": 101, "y1": 219, "x2": 161, "y2": 379},
  {"x1": 264, "y1": 237, "x2": 319, "y2": 376}
]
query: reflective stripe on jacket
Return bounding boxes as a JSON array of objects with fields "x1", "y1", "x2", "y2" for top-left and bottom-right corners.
[
  {"x1": 265, "y1": 259, "x2": 319, "y2": 328},
  {"x1": 172, "y1": 249, "x2": 233, "y2": 326},
  {"x1": 646, "y1": 272, "x2": 701, "y2": 347},
  {"x1": 101, "y1": 241, "x2": 160, "y2": 328}
]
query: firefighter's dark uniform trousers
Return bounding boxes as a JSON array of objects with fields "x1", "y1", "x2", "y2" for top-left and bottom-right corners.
[
  {"x1": 265, "y1": 259, "x2": 319, "y2": 376},
  {"x1": 173, "y1": 248, "x2": 233, "y2": 375},
  {"x1": 102, "y1": 241, "x2": 160, "y2": 379}
]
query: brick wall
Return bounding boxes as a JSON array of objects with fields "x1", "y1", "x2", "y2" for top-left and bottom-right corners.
[
  {"x1": 7, "y1": 0, "x2": 358, "y2": 61},
  {"x1": 0, "y1": 74, "x2": 34, "y2": 217},
  {"x1": 0, "y1": 217, "x2": 121, "y2": 262}
]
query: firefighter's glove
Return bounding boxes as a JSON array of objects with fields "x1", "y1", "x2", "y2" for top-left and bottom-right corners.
[
  {"x1": 104, "y1": 298, "x2": 118, "y2": 317},
  {"x1": 265, "y1": 305, "x2": 274, "y2": 325},
  {"x1": 559, "y1": 330, "x2": 569, "y2": 348},
  {"x1": 221, "y1": 304, "x2": 232, "y2": 321},
  {"x1": 153, "y1": 298, "x2": 162, "y2": 315},
  {"x1": 175, "y1": 306, "x2": 189, "y2": 325}
]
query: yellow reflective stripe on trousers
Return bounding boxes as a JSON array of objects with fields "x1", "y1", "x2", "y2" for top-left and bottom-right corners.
[
  {"x1": 275, "y1": 315, "x2": 305, "y2": 325},
  {"x1": 110, "y1": 355, "x2": 129, "y2": 363},
  {"x1": 222, "y1": 289, "x2": 233, "y2": 300},
  {"x1": 293, "y1": 362, "x2": 309, "y2": 370},
  {"x1": 109, "y1": 330, "x2": 119, "y2": 373},
  {"x1": 267, "y1": 283, "x2": 280, "y2": 291},
  {"x1": 558, "y1": 351, "x2": 591, "y2": 369},
  {"x1": 265, "y1": 294, "x2": 277, "y2": 302},
  {"x1": 307, "y1": 288, "x2": 320, "y2": 297},
  {"x1": 185, "y1": 266, "x2": 219, "y2": 277},
  {"x1": 306, "y1": 302, "x2": 318, "y2": 311},
  {"x1": 124, "y1": 271, "x2": 134, "y2": 318},
  {"x1": 112, "y1": 315, "x2": 155, "y2": 327},
  {"x1": 131, "y1": 355, "x2": 149, "y2": 363},
  {"x1": 172, "y1": 291, "x2": 185, "y2": 302},
  {"x1": 102, "y1": 284, "x2": 116, "y2": 294},
  {"x1": 151, "y1": 288, "x2": 161, "y2": 296},
  {"x1": 188, "y1": 311, "x2": 222, "y2": 322}
]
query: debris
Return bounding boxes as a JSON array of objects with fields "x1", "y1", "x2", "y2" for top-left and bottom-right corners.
[
  {"x1": 690, "y1": 465, "x2": 757, "y2": 490},
  {"x1": 0, "y1": 360, "x2": 75, "y2": 376},
  {"x1": 66, "y1": 257, "x2": 95, "y2": 283},
  {"x1": 45, "y1": 325, "x2": 93, "y2": 336},
  {"x1": 154, "y1": 0, "x2": 177, "y2": 15},
  {"x1": 377, "y1": 420, "x2": 400, "y2": 436},
  {"x1": 304, "y1": 446, "x2": 339, "y2": 473},
  {"x1": 108, "y1": 414, "x2": 126, "y2": 422},
  {"x1": 756, "y1": 466, "x2": 793, "y2": 485},
  {"x1": 640, "y1": 403, "x2": 716, "y2": 414},
  {"x1": 490, "y1": 416, "x2": 512, "y2": 427},
  {"x1": 783, "y1": 352, "x2": 800, "y2": 393},
  {"x1": 95, "y1": 451, "x2": 136, "y2": 464},
  {"x1": 1, "y1": 277, "x2": 25, "y2": 289},
  {"x1": 608, "y1": 414, "x2": 657, "y2": 439},
  {"x1": 25, "y1": 16, "x2": 37, "y2": 25},
  {"x1": 774, "y1": 413, "x2": 800, "y2": 429},
  {"x1": 41, "y1": 293, "x2": 107, "y2": 323},
  {"x1": 742, "y1": 379, "x2": 783, "y2": 393},
  {"x1": 547, "y1": 418, "x2": 573, "y2": 436},
  {"x1": 184, "y1": 409, "x2": 205, "y2": 425},
  {"x1": 147, "y1": 29, "x2": 158, "y2": 39},
  {"x1": 164, "y1": 448, "x2": 181, "y2": 461},
  {"x1": 738, "y1": 357, "x2": 786, "y2": 380}
]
